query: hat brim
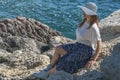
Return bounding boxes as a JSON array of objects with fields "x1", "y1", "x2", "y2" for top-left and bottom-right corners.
[{"x1": 78, "y1": 5, "x2": 97, "y2": 15}]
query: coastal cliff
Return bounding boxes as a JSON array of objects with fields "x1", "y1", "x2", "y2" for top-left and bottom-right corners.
[{"x1": 0, "y1": 10, "x2": 120, "y2": 80}]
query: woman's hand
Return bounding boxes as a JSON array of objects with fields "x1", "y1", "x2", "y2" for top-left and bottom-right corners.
[{"x1": 85, "y1": 60, "x2": 96, "y2": 69}]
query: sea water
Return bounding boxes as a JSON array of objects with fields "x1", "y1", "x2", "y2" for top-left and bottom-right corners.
[{"x1": 0, "y1": 0, "x2": 120, "y2": 39}]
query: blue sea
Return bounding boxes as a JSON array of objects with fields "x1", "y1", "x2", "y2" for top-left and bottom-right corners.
[{"x1": 0, "y1": 0, "x2": 120, "y2": 39}]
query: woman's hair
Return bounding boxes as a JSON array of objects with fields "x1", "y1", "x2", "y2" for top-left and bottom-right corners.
[{"x1": 79, "y1": 15, "x2": 99, "y2": 29}]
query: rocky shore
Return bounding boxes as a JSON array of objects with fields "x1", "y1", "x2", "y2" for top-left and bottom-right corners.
[{"x1": 0, "y1": 9, "x2": 120, "y2": 80}]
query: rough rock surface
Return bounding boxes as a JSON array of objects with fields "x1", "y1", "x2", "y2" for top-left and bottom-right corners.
[
  {"x1": 99, "y1": 9, "x2": 120, "y2": 80},
  {"x1": 0, "y1": 16, "x2": 61, "y2": 44},
  {"x1": 99, "y1": 9, "x2": 120, "y2": 41},
  {"x1": 101, "y1": 43, "x2": 120, "y2": 80},
  {"x1": 47, "y1": 71, "x2": 74, "y2": 80},
  {"x1": 0, "y1": 36, "x2": 49, "y2": 53},
  {"x1": 0, "y1": 50, "x2": 50, "y2": 80},
  {"x1": 75, "y1": 70, "x2": 105, "y2": 80},
  {"x1": 0, "y1": 17, "x2": 73, "y2": 80}
]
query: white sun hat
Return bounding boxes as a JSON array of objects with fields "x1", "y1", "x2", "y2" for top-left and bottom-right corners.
[{"x1": 78, "y1": 2, "x2": 98, "y2": 15}]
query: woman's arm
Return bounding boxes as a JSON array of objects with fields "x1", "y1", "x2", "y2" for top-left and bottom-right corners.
[
  {"x1": 86, "y1": 40, "x2": 102, "y2": 68},
  {"x1": 91, "y1": 40, "x2": 102, "y2": 61}
]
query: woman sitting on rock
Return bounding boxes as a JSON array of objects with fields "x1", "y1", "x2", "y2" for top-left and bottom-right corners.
[{"x1": 34, "y1": 2, "x2": 102, "y2": 79}]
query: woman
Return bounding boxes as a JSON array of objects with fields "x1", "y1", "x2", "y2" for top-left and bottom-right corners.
[{"x1": 34, "y1": 2, "x2": 102, "y2": 79}]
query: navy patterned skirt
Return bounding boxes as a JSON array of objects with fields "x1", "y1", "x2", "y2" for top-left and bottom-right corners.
[{"x1": 56, "y1": 42, "x2": 94, "y2": 74}]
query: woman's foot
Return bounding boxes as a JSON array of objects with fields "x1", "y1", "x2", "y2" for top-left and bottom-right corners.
[
  {"x1": 33, "y1": 64, "x2": 52, "y2": 79},
  {"x1": 34, "y1": 70, "x2": 49, "y2": 79},
  {"x1": 42, "y1": 64, "x2": 52, "y2": 72}
]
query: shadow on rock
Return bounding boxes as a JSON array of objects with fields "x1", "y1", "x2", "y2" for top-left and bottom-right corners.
[{"x1": 101, "y1": 43, "x2": 120, "y2": 80}]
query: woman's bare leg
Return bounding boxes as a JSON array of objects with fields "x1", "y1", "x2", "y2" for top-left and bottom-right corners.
[
  {"x1": 47, "y1": 66, "x2": 56, "y2": 75},
  {"x1": 50, "y1": 46, "x2": 67, "y2": 66},
  {"x1": 33, "y1": 46, "x2": 67, "y2": 79}
]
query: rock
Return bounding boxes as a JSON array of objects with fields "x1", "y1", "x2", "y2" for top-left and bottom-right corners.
[
  {"x1": 42, "y1": 48, "x2": 55, "y2": 59},
  {"x1": 49, "y1": 36, "x2": 74, "y2": 48},
  {"x1": 47, "y1": 71, "x2": 74, "y2": 80},
  {"x1": 99, "y1": 10, "x2": 120, "y2": 80},
  {"x1": 0, "y1": 35, "x2": 51, "y2": 79},
  {"x1": 101, "y1": 43, "x2": 120, "y2": 80},
  {"x1": 0, "y1": 36, "x2": 49, "y2": 53},
  {"x1": 0, "y1": 49, "x2": 11, "y2": 63},
  {"x1": 99, "y1": 41, "x2": 113, "y2": 60},
  {"x1": 99, "y1": 9, "x2": 120, "y2": 41},
  {"x1": 0, "y1": 49, "x2": 50, "y2": 79},
  {"x1": 75, "y1": 70, "x2": 105, "y2": 80},
  {"x1": 7, "y1": 51, "x2": 50, "y2": 69},
  {"x1": 0, "y1": 16, "x2": 61, "y2": 44},
  {"x1": 0, "y1": 17, "x2": 74, "y2": 80}
]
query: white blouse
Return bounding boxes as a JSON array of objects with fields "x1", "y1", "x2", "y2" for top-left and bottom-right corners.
[{"x1": 76, "y1": 21, "x2": 101, "y2": 50}]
